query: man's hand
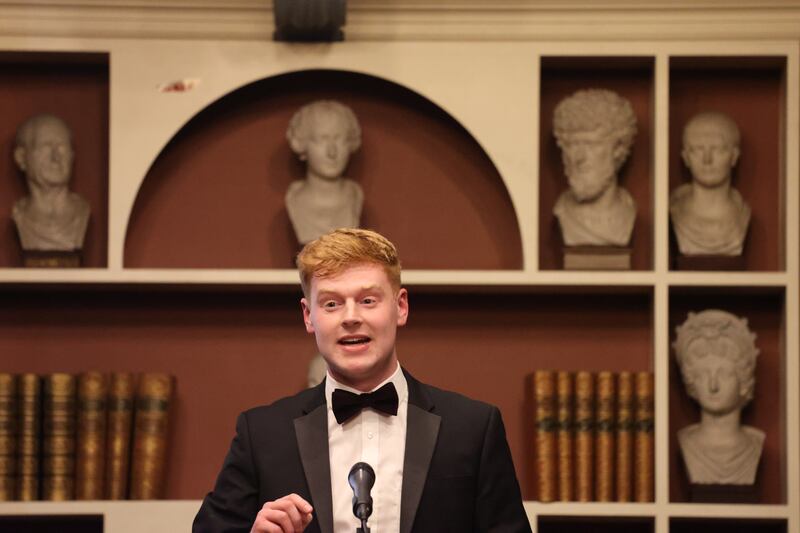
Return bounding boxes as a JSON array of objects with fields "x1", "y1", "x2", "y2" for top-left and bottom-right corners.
[{"x1": 250, "y1": 493, "x2": 314, "y2": 533}]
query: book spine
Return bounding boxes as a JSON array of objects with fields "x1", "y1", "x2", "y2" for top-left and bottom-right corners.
[
  {"x1": 555, "y1": 371, "x2": 573, "y2": 501},
  {"x1": 130, "y1": 373, "x2": 174, "y2": 499},
  {"x1": 76, "y1": 372, "x2": 108, "y2": 500},
  {"x1": 105, "y1": 372, "x2": 136, "y2": 500},
  {"x1": 0, "y1": 374, "x2": 16, "y2": 501},
  {"x1": 634, "y1": 371, "x2": 654, "y2": 502},
  {"x1": 595, "y1": 371, "x2": 615, "y2": 502},
  {"x1": 42, "y1": 373, "x2": 76, "y2": 501},
  {"x1": 534, "y1": 370, "x2": 556, "y2": 502},
  {"x1": 615, "y1": 371, "x2": 634, "y2": 502},
  {"x1": 16, "y1": 373, "x2": 40, "y2": 501},
  {"x1": 574, "y1": 371, "x2": 594, "y2": 502}
]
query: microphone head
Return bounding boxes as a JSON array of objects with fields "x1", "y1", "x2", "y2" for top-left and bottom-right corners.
[
  {"x1": 348, "y1": 462, "x2": 375, "y2": 520},
  {"x1": 348, "y1": 462, "x2": 375, "y2": 490}
]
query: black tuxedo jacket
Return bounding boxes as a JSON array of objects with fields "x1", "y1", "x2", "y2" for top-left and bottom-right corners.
[{"x1": 193, "y1": 370, "x2": 531, "y2": 533}]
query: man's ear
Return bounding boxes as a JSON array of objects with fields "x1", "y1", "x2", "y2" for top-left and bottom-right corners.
[
  {"x1": 13, "y1": 146, "x2": 26, "y2": 171},
  {"x1": 300, "y1": 298, "x2": 314, "y2": 333},
  {"x1": 681, "y1": 147, "x2": 691, "y2": 169},
  {"x1": 731, "y1": 146, "x2": 740, "y2": 168},
  {"x1": 289, "y1": 137, "x2": 307, "y2": 160},
  {"x1": 396, "y1": 288, "x2": 409, "y2": 327}
]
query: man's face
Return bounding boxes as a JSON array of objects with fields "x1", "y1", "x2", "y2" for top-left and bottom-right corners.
[
  {"x1": 301, "y1": 263, "x2": 408, "y2": 391},
  {"x1": 560, "y1": 128, "x2": 618, "y2": 202},
  {"x1": 304, "y1": 111, "x2": 351, "y2": 180},
  {"x1": 689, "y1": 347, "x2": 742, "y2": 416},
  {"x1": 682, "y1": 122, "x2": 739, "y2": 189},
  {"x1": 22, "y1": 119, "x2": 74, "y2": 188}
]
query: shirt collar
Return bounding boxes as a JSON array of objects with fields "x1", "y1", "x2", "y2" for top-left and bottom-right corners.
[{"x1": 325, "y1": 362, "x2": 408, "y2": 408}]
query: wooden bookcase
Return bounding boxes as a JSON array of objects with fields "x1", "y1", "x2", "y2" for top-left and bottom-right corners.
[{"x1": 0, "y1": 3, "x2": 798, "y2": 533}]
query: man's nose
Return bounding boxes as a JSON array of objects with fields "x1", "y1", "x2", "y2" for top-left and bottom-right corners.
[
  {"x1": 327, "y1": 142, "x2": 338, "y2": 158},
  {"x1": 702, "y1": 148, "x2": 712, "y2": 164},
  {"x1": 708, "y1": 373, "x2": 719, "y2": 393},
  {"x1": 341, "y1": 300, "x2": 362, "y2": 326}
]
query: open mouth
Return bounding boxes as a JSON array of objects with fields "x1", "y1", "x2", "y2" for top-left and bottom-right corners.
[{"x1": 338, "y1": 336, "x2": 371, "y2": 346}]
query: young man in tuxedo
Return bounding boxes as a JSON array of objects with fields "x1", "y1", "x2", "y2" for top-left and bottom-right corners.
[{"x1": 193, "y1": 228, "x2": 531, "y2": 533}]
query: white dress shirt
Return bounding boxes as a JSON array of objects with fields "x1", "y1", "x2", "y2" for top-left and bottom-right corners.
[{"x1": 325, "y1": 364, "x2": 408, "y2": 533}]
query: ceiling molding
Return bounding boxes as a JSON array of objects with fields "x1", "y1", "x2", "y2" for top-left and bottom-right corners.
[{"x1": 1, "y1": 1, "x2": 800, "y2": 41}]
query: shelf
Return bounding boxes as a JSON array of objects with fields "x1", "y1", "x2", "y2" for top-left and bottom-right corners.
[{"x1": 0, "y1": 501, "x2": 200, "y2": 533}]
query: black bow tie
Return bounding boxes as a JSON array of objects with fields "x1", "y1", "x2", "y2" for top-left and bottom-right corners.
[{"x1": 331, "y1": 382, "x2": 399, "y2": 424}]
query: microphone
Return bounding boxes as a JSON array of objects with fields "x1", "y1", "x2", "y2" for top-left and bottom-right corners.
[{"x1": 348, "y1": 462, "x2": 375, "y2": 522}]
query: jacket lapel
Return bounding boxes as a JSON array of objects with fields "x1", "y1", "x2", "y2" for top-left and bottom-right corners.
[
  {"x1": 294, "y1": 383, "x2": 334, "y2": 533},
  {"x1": 400, "y1": 371, "x2": 441, "y2": 533}
]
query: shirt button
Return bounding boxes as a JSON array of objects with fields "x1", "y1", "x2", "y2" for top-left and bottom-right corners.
[{"x1": 368, "y1": 432, "x2": 374, "y2": 439}]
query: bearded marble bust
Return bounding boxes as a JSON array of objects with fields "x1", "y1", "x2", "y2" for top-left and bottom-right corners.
[
  {"x1": 552, "y1": 89, "x2": 638, "y2": 247},
  {"x1": 285, "y1": 100, "x2": 363, "y2": 245},
  {"x1": 670, "y1": 112, "x2": 751, "y2": 256},
  {"x1": 12, "y1": 114, "x2": 90, "y2": 251},
  {"x1": 674, "y1": 309, "x2": 764, "y2": 485}
]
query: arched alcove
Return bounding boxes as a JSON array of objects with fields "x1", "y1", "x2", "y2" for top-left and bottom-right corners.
[{"x1": 124, "y1": 69, "x2": 522, "y2": 269}]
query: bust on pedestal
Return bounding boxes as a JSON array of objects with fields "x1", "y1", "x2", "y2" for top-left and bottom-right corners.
[
  {"x1": 285, "y1": 100, "x2": 363, "y2": 246},
  {"x1": 552, "y1": 89, "x2": 638, "y2": 269},
  {"x1": 670, "y1": 112, "x2": 750, "y2": 270},
  {"x1": 11, "y1": 113, "x2": 90, "y2": 267},
  {"x1": 673, "y1": 309, "x2": 764, "y2": 502}
]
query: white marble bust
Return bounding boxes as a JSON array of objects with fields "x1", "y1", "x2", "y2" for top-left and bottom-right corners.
[
  {"x1": 553, "y1": 89, "x2": 638, "y2": 247},
  {"x1": 673, "y1": 309, "x2": 764, "y2": 485},
  {"x1": 12, "y1": 113, "x2": 90, "y2": 251},
  {"x1": 670, "y1": 111, "x2": 750, "y2": 256},
  {"x1": 285, "y1": 100, "x2": 363, "y2": 245}
]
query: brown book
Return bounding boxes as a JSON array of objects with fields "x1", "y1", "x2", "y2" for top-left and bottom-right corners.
[
  {"x1": 594, "y1": 371, "x2": 615, "y2": 502},
  {"x1": 16, "y1": 373, "x2": 40, "y2": 501},
  {"x1": 105, "y1": 372, "x2": 136, "y2": 499},
  {"x1": 130, "y1": 373, "x2": 174, "y2": 499},
  {"x1": 76, "y1": 372, "x2": 108, "y2": 500},
  {"x1": 555, "y1": 371, "x2": 573, "y2": 501},
  {"x1": 42, "y1": 373, "x2": 76, "y2": 500},
  {"x1": 574, "y1": 371, "x2": 594, "y2": 502},
  {"x1": 634, "y1": 371, "x2": 654, "y2": 502},
  {"x1": 533, "y1": 370, "x2": 556, "y2": 502},
  {"x1": 0, "y1": 374, "x2": 16, "y2": 501},
  {"x1": 615, "y1": 371, "x2": 634, "y2": 502}
]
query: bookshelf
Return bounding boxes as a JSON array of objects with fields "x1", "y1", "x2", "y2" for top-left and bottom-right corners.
[{"x1": 0, "y1": 2, "x2": 799, "y2": 532}]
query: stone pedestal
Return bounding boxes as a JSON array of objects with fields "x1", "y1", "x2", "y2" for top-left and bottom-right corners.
[
  {"x1": 22, "y1": 250, "x2": 82, "y2": 268},
  {"x1": 563, "y1": 246, "x2": 632, "y2": 270},
  {"x1": 689, "y1": 482, "x2": 758, "y2": 503},
  {"x1": 674, "y1": 254, "x2": 746, "y2": 271}
]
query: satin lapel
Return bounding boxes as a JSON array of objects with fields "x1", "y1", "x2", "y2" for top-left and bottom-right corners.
[
  {"x1": 400, "y1": 373, "x2": 441, "y2": 533},
  {"x1": 294, "y1": 402, "x2": 333, "y2": 533}
]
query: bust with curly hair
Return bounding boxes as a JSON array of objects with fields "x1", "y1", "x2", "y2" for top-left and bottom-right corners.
[
  {"x1": 673, "y1": 309, "x2": 764, "y2": 486},
  {"x1": 285, "y1": 100, "x2": 364, "y2": 245},
  {"x1": 552, "y1": 88, "x2": 638, "y2": 247}
]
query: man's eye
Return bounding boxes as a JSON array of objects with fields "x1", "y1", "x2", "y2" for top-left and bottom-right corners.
[
  {"x1": 322, "y1": 301, "x2": 339, "y2": 309},
  {"x1": 362, "y1": 297, "x2": 376, "y2": 305}
]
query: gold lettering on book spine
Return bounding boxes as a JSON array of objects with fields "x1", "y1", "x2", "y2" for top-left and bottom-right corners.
[
  {"x1": 634, "y1": 371, "x2": 654, "y2": 502},
  {"x1": 534, "y1": 371, "x2": 556, "y2": 502},
  {"x1": 76, "y1": 372, "x2": 108, "y2": 500},
  {"x1": 595, "y1": 371, "x2": 615, "y2": 502},
  {"x1": 574, "y1": 372, "x2": 594, "y2": 502},
  {"x1": 16, "y1": 374, "x2": 40, "y2": 501},
  {"x1": 0, "y1": 375, "x2": 16, "y2": 501},
  {"x1": 556, "y1": 371, "x2": 573, "y2": 501},
  {"x1": 42, "y1": 374, "x2": 76, "y2": 500},
  {"x1": 615, "y1": 371, "x2": 634, "y2": 502},
  {"x1": 130, "y1": 374, "x2": 174, "y2": 499},
  {"x1": 106, "y1": 373, "x2": 135, "y2": 499}
]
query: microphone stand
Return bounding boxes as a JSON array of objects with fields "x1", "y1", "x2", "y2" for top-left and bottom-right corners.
[{"x1": 356, "y1": 517, "x2": 370, "y2": 533}]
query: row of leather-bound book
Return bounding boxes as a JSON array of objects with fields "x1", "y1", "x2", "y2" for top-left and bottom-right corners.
[
  {"x1": 0, "y1": 372, "x2": 174, "y2": 501},
  {"x1": 530, "y1": 370, "x2": 654, "y2": 502}
]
